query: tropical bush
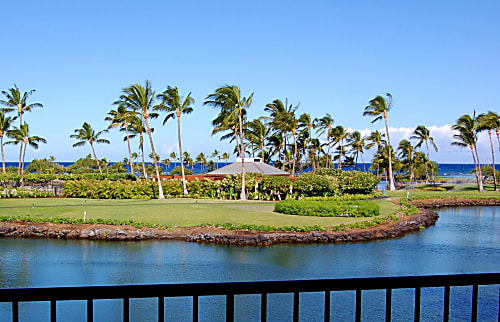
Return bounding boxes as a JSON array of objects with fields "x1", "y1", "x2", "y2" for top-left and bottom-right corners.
[
  {"x1": 292, "y1": 173, "x2": 339, "y2": 197},
  {"x1": 171, "y1": 166, "x2": 193, "y2": 175},
  {"x1": 274, "y1": 199, "x2": 380, "y2": 217},
  {"x1": 0, "y1": 187, "x2": 55, "y2": 198},
  {"x1": 311, "y1": 169, "x2": 379, "y2": 194}
]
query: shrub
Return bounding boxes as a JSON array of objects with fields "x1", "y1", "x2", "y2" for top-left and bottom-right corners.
[
  {"x1": 292, "y1": 173, "x2": 339, "y2": 197},
  {"x1": 274, "y1": 199, "x2": 380, "y2": 217},
  {"x1": 311, "y1": 169, "x2": 379, "y2": 194},
  {"x1": 171, "y1": 166, "x2": 193, "y2": 175}
]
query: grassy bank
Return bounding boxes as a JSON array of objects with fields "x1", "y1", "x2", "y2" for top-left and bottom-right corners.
[
  {"x1": 385, "y1": 184, "x2": 500, "y2": 200},
  {"x1": 0, "y1": 198, "x2": 400, "y2": 229}
]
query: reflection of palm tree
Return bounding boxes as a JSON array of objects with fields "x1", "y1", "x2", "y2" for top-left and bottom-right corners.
[
  {"x1": 70, "y1": 122, "x2": 109, "y2": 173},
  {"x1": 205, "y1": 85, "x2": 253, "y2": 200},
  {"x1": 118, "y1": 80, "x2": 164, "y2": 199},
  {"x1": 6, "y1": 123, "x2": 47, "y2": 186},
  {"x1": 0, "y1": 112, "x2": 14, "y2": 173},
  {"x1": 410, "y1": 125, "x2": 438, "y2": 183},
  {"x1": 156, "y1": 86, "x2": 194, "y2": 195},
  {"x1": 363, "y1": 93, "x2": 395, "y2": 191},
  {"x1": 451, "y1": 114, "x2": 484, "y2": 192},
  {"x1": 477, "y1": 111, "x2": 499, "y2": 191}
]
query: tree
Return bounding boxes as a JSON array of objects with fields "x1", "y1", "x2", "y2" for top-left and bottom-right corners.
[
  {"x1": 156, "y1": 86, "x2": 194, "y2": 196},
  {"x1": 195, "y1": 152, "x2": 208, "y2": 173},
  {"x1": 221, "y1": 152, "x2": 230, "y2": 164},
  {"x1": 0, "y1": 112, "x2": 15, "y2": 173},
  {"x1": 205, "y1": 85, "x2": 253, "y2": 200},
  {"x1": 451, "y1": 114, "x2": 484, "y2": 192},
  {"x1": 128, "y1": 116, "x2": 148, "y2": 179},
  {"x1": 118, "y1": 80, "x2": 164, "y2": 199},
  {"x1": 410, "y1": 125, "x2": 438, "y2": 184},
  {"x1": 477, "y1": 111, "x2": 499, "y2": 191},
  {"x1": 348, "y1": 131, "x2": 366, "y2": 171},
  {"x1": 398, "y1": 139, "x2": 416, "y2": 184},
  {"x1": 363, "y1": 93, "x2": 396, "y2": 191},
  {"x1": 315, "y1": 113, "x2": 334, "y2": 168},
  {"x1": 298, "y1": 113, "x2": 316, "y2": 168},
  {"x1": 70, "y1": 122, "x2": 110, "y2": 173},
  {"x1": 246, "y1": 118, "x2": 269, "y2": 161},
  {"x1": 106, "y1": 104, "x2": 136, "y2": 175},
  {"x1": 331, "y1": 125, "x2": 349, "y2": 169},
  {"x1": 6, "y1": 123, "x2": 46, "y2": 185},
  {"x1": 211, "y1": 149, "x2": 220, "y2": 169},
  {"x1": 365, "y1": 130, "x2": 386, "y2": 177},
  {"x1": 0, "y1": 84, "x2": 44, "y2": 174}
]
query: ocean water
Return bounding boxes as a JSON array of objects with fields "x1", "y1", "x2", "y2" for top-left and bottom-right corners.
[{"x1": 4, "y1": 161, "x2": 494, "y2": 177}]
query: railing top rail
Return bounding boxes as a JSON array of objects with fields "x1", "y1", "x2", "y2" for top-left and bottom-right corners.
[{"x1": 0, "y1": 273, "x2": 499, "y2": 302}]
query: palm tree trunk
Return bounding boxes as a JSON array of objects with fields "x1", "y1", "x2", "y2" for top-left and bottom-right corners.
[
  {"x1": 361, "y1": 153, "x2": 366, "y2": 172},
  {"x1": 488, "y1": 130, "x2": 498, "y2": 191},
  {"x1": 261, "y1": 138, "x2": 265, "y2": 161},
  {"x1": 177, "y1": 114, "x2": 188, "y2": 196},
  {"x1": 143, "y1": 116, "x2": 164, "y2": 199},
  {"x1": 376, "y1": 143, "x2": 380, "y2": 177},
  {"x1": 125, "y1": 125, "x2": 134, "y2": 176},
  {"x1": 140, "y1": 140, "x2": 147, "y2": 179},
  {"x1": 292, "y1": 129, "x2": 298, "y2": 177},
  {"x1": 424, "y1": 139, "x2": 433, "y2": 184},
  {"x1": 339, "y1": 139, "x2": 344, "y2": 169},
  {"x1": 384, "y1": 111, "x2": 396, "y2": 191},
  {"x1": 1, "y1": 135, "x2": 5, "y2": 173},
  {"x1": 469, "y1": 145, "x2": 481, "y2": 189},
  {"x1": 21, "y1": 141, "x2": 27, "y2": 187},
  {"x1": 90, "y1": 142, "x2": 102, "y2": 173},
  {"x1": 473, "y1": 143, "x2": 484, "y2": 192},
  {"x1": 17, "y1": 142, "x2": 23, "y2": 175},
  {"x1": 282, "y1": 131, "x2": 287, "y2": 171},
  {"x1": 238, "y1": 110, "x2": 246, "y2": 200}
]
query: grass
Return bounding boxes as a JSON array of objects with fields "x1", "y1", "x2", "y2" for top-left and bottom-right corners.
[
  {"x1": 385, "y1": 184, "x2": 500, "y2": 200},
  {"x1": 0, "y1": 198, "x2": 400, "y2": 229}
]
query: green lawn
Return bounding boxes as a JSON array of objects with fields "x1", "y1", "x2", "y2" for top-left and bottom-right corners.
[
  {"x1": 0, "y1": 198, "x2": 399, "y2": 228},
  {"x1": 385, "y1": 184, "x2": 500, "y2": 199}
]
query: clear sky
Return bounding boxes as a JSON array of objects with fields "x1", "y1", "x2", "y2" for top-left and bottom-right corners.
[{"x1": 1, "y1": 0, "x2": 499, "y2": 164}]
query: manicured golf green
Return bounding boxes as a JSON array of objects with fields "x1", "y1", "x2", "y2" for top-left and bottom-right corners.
[
  {"x1": 0, "y1": 198, "x2": 399, "y2": 228},
  {"x1": 385, "y1": 184, "x2": 500, "y2": 199}
]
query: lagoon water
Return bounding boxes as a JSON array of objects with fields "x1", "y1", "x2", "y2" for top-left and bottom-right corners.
[{"x1": 0, "y1": 207, "x2": 499, "y2": 321}]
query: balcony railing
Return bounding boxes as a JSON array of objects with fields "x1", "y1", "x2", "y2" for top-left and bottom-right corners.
[{"x1": 0, "y1": 273, "x2": 499, "y2": 322}]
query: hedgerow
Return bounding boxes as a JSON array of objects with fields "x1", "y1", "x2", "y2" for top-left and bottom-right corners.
[{"x1": 274, "y1": 200, "x2": 380, "y2": 217}]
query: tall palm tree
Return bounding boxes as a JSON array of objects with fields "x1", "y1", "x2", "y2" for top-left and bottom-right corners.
[
  {"x1": 156, "y1": 86, "x2": 195, "y2": 195},
  {"x1": 477, "y1": 111, "x2": 499, "y2": 191},
  {"x1": 117, "y1": 80, "x2": 164, "y2": 199},
  {"x1": 365, "y1": 130, "x2": 386, "y2": 177},
  {"x1": 129, "y1": 116, "x2": 148, "y2": 179},
  {"x1": 1, "y1": 84, "x2": 43, "y2": 174},
  {"x1": 195, "y1": 152, "x2": 208, "y2": 173},
  {"x1": 205, "y1": 85, "x2": 253, "y2": 200},
  {"x1": 221, "y1": 152, "x2": 230, "y2": 165},
  {"x1": 6, "y1": 123, "x2": 46, "y2": 185},
  {"x1": 0, "y1": 112, "x2": 15, "y2": 173},
  {"x1": 331, "y1": 125, "x2": 349, "y2": 169},
  {"x1": 183, "y1": 151, "x2": 194, "y2": 172},
  {"x1": 298, "y1": 113, "x2": 316, "y2": 168},
  {"x1": 363, "y1": 93, "x2": 396, "y2": 191},
  {"x1": 348, "y1": 131, "x2": 366, "y2": 171},
  {"x1": 70, "y1": 122, "x2": 110, "y2": 173},
  {"x1": 105, "y1": 104, "x2": 136, "y2": 175},
  {"x1": 398, "y1": 139, "x2": 416, "y2": 184},
  {"x1": 211, "y1": 149, "x2": 220, "y2": 169},
  {"x1": 410, "y1": 125, "x2": 438, "y2": 183},
  {"x1": 315, "y1": 113, "x2": 334, "y2": 168},
  {"x1": 451, "y1": 114, "x2": 484, "y2": 192},
  {"x1": 246, "y1": 118, "x2": 269, "y2": 161}
]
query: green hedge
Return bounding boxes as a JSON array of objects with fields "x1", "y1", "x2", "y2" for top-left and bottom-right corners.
[
  {"x1": 274, "y1": 200, "x2": 380, "y2": 217},
  {"x1": 311, "y1": 169, "x2": 379, "y2": 194}
]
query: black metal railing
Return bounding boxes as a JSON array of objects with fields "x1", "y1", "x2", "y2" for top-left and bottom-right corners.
[{"x1": 0, "y1": 273, "x2": 499, "y2": 322}]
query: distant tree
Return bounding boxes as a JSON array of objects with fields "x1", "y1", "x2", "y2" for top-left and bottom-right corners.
[
  {"x1": 195, "y1": 152, "x2": 208, "y2": 173},
  {"x1": 211, "y1": 149, "x2": 220, "y2": 169},
  {"x1": 0, "y1": 112, "x2": 15, "y2": 173},
  {"x1": 410, "y1": 125, "x2": 438, "y2": 184},
  {"x1": 315, "y1": 113, "x2": 334, "y2": 168},
  {"x1": 365, "y1": 130, "x2": 386, "y2": 177},
  {"x1": 106, "y1": 104, "x2": 136, "y2": 175},
  {"x1": 25, "y1": 158, "x2": 64, "y2": 174},
  {"x1": 70, "y1": 122, "x2": 110, "y2": 173},
  {"x1": 477, "y1": 111, "x2": 500, "y2": 191},
  {"x1": 397, "y1": 139, "x2": 416, "y2": 184}
]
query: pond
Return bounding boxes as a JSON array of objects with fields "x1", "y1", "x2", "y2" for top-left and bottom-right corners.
[{"x1": 0, "y1": 206, "x2": 499, "y2": 321}]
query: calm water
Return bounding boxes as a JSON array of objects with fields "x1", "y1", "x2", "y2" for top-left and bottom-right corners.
[{"x1": 0, "y1": 207, "x2": 499, "y2": 321}]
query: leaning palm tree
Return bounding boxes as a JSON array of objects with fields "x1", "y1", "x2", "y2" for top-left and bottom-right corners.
[
  {"x1": 398, "y1": 139, "x2": 416, "y2": 184},
  {"x1": 477, "y1": 111, "x2": 499, "y2": 191},
  {"x1": 363, "y1": 93, "x2": 396, "y2": 191},
  {"x1": 156, "y1": 86, "x2": 195, "y2": 196},
  {"x1": 117, "y1": 80, "x2": 164, "y2": 199},
  {"x1": 106, "y1": 104, "x2": 136, "y2": 175},
  {"x1": 315, "y1": 113, "x2": 334, "y2": 168},
  {"x1": 205, "y1": 85, "x2": 253, "y2": 200},
  {"x1": 70, "y1": 122, "x2": 110, "y2": 173},
  {"x1": 451, "y1": 114, "x2": 484, "y2": 192},
  {"x1": 6, "y1": 123, "x2": 46, "y2": 185},
  {"x1": 1, "y1": 84, "x2": 43, "y2": 174},
  {"x1": 0, "y1": 112, "x2": 15, "y2": 173},
  {"x1": 365, "y1": 130, "x2": 386, "y2": 177},
  {"x1": 410, "y1": 125, "x2": 438, "y2": 184}
]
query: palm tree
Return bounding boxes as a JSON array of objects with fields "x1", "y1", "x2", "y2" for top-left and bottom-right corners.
[
  {"x1": 221, "y1": 152, "x2": 230, "y2": 165},
  {"x1": 195, "y1": 152, "x2": 208, "y2": 173},
  {"x1": 1, "y1": 84, "x2": 43, "y2": 174},
  {"x1": 70, "y1": 122, "x2": 110, "y2": 173},
  {"x1": 477, "y1": 111, "x2": 499, "y2": 191},
  {"x1": 246, "y1": 118, "x2": 269, "y2": 161},
  {"x1": 398, "y1": 139, "x2": 416, "y2": 184},
  {"x1": 410, "y1": 125, "x2": 438, "y2": 184},
  {"x1": 205, "y1": 85, "x2": 253, "y2": 200},
  {"x1": 451, "y1": 114, "x2": 484, "y2": 192},
  {"x1": 0, "y1": 112, "x2": 15, "y2": 173},
  {"x1": 156, "y1": 86, "x2": 195, "y2": 195},
  {"x1": 331, "y1": 125, "x2": 349, "y2": 169},
  {"x1": 348, "y1": 131, "x2": 366, "y2": 171},
  {"x1": 183, "y1": 151, "x2": 194, "y2": 172},
  {"x1": 129, "y1": 116, "x2": 148, "y2": 179},
  {"x1": 106, "y1": 104, "x2": 136, "y2": 175},
  {"x1": 298, "y1": 113, "x2": 316, "y2": 168},
  {"x1": 211, "y1": 149, "x2": 220, "y2": 169},
  {"x1": 6, "y1": 123, "x2": 46, "y2": 185},
  {"x1": 363, "y1": 93, "x2": 396, "y2": 191},
  {"x1": 117, "y1": 80, "x2": 164, "y2": 199},
  {"x1": 365, "y1": 130, "x2": 386, "y2": 177},
  {"x1": 315, "y1": 113, "x2": 334, "y2": 168}
]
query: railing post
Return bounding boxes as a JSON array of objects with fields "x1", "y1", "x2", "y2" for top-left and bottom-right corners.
[
  {"x1": 158, "y1": 296, "x2": 164, "y2": 322},
  {"x1": 293, "y1": 291, "x2": 299, "y2": 322},
  {"x1": 123, "y1": 297, "x2": 129, "y2": 322},
  {"x1": 414, "y1": 287, "x2": 421, "y2": 322},
  {"x1": 12, "y1": 301, "x2": 18, "y2": 322},
  {"x1": 192, "y1": 295, "x2": 198, "y2": 322},
  {"x1": 261, "y1": 293, "x2": 267, "y2": 322},
  {"x1": 443, "y1": 286, "x2": 450, "y2": 322},
  {"x1": 471, "y1": 284, "x2": 478, "y2": 322},
  {"x1": 51, "y1": 300, "x2": 57, "y2": 322},
  {"x1": 355, "y1": 289, "x2": 362, "y2": 322},
  {"x1": 385, "y1": 289, "x2": 392, "y2": 322},
  {"x1": 226, "y1": 293, "x2": 234, "y2": 322},
  {"x1": 324, "y1": 290, "x2": 330, "y2": 322}
]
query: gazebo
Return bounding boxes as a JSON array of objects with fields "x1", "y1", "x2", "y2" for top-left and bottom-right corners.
[{"x1": 206, "y1": 158, "x2": 289, "y2": 179}]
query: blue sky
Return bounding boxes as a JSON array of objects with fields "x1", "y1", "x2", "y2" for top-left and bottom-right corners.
[{"x1": 1, "y1": 0, "x2": 499, "y2": 164}]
